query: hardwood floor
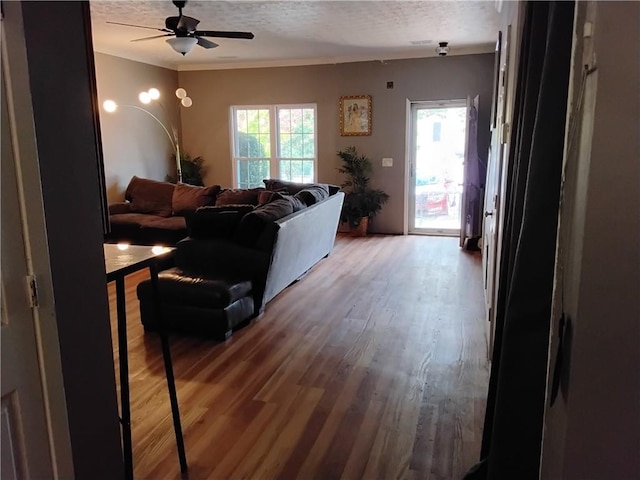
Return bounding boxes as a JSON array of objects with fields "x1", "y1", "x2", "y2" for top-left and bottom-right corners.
[{"x1": 107, "y1": 234, "x2": 488, "y2": 480}]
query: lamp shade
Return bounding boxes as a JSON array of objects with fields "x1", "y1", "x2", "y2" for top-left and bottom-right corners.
[
  {"x1": 103, "y1": 100, "x2": 118, "y2": 112},
  {"x1": 167, "y1": 37, "x2": 197, "y2": 56}
]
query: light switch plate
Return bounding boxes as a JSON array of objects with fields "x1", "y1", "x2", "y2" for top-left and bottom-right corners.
[{"x1": 382, "y1": 157, "x2": 393, "y2": 167}]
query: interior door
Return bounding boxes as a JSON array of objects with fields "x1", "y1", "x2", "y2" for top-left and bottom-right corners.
[
  {"x1": 482, "y1": 134, "x2": 502, "y2": 356},
  {"x1": 0, "y1": 58, "x2": 55, "y2": 478},
  {"x1": 459, "y1": 95, "x2": 480, "y2": 247},
  {"x1": 482, "y1": 26, "x2": 512, "y2": 357}
]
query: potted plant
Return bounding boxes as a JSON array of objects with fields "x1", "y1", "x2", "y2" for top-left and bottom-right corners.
[
  {"x1": 166, "y1": 153, "x2": 207, "y2": 186},
  {"x1": 337, "y1": 146, "x2": 389, "y2": 236}
]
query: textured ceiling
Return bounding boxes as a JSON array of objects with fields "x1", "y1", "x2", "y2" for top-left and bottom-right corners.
[{"x1": 90, "y1": 1, "x2": 501, "y2": 71}]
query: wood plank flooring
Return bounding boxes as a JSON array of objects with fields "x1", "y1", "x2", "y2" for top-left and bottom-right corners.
[{"x1": 107, "y1": 234, "x2": 488, "y2": 480}]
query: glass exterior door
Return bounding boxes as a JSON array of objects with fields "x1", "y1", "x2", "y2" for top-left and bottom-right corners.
[{"x1": 409, "y1": 101, "x2": 467, "y2": 235}]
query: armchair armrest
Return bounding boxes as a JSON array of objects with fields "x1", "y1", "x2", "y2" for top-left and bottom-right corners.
[{"x1": 109, "y1": 202, "x2": 132, "y2": 215}]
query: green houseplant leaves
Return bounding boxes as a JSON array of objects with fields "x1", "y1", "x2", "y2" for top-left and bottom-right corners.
[
  {"x1": 337, "y1": 146, "x2": 389, "y2": 228},
  {"x1": 167, "y1": 153, "x2": 207, "y2": 186}
]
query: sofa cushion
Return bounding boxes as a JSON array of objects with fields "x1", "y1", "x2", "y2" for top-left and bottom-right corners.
[
  {"x1": 216, "y1": 187, "x2": 264, "y2": 206},
  {"x1": 172, "y1": 183, "x2": 221, "y2": 215},
  {"x1": 109, "y1": 213, "x2": 162, "y2": 239},
  {"x1": 125, "y1": 176, "x2": 175, "y2": 217},
  {"x1": 234, "y1": 198, "x2": 294, "y2": 247},
  {"x1": 107, "y1": 213, "x2": 187, "y2": 245},
  {"x1": 139, "y1": 216, "x2": 187, "y2": 231},
  {"x1": 110, "y1": 212, "x2": 166, "y2": 226},
  {"x1": 175, "y1": 237, "x2": 271, "y2": 280},
  {"x1": 294, "y1": 184, "x2": 329, "y2": 206},
  {"x1": 285, "y1": 195, "x2": 307, "y2": 212},
  {"x1": 187, "y1": 205, "x2": 255, "y2": 239},
  {"x1": 108, "y1": 202, "x2": 132, "y2": 215},
  {"x1": 257, "y1": 190, "x2": 286, "y2": 205}
]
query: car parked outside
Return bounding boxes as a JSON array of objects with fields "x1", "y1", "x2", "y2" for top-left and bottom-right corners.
[{"x1": 415, "y1": 176, "x2": 449, "y2": 217}]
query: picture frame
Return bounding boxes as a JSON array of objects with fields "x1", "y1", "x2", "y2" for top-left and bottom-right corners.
[{"x1": 339, "y1": 95, "x2": 372, "y2": 136}]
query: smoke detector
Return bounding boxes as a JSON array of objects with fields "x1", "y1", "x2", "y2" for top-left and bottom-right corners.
[{"x1": 436, "y1": 42, "x2": 450, "y2": 56}]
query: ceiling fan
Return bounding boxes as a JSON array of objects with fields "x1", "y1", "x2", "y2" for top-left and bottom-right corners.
[{"x1": 106, "y1": 0, "x2": 254, "y2": 56}]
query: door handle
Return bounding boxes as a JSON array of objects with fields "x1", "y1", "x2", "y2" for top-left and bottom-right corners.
[{"x1": 485, "y1": 211, "x2": 494, "y2": 217}]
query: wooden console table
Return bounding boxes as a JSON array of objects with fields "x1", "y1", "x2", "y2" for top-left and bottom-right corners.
[{"x1": 104, "y1": 244, "x2": 187, "y2": 479}]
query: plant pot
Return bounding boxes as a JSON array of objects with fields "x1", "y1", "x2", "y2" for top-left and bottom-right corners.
[{"x1": 350, "y1": 217, "x2": 369, "y2": 237}]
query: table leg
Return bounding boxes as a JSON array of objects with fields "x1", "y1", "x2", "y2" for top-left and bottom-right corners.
[
  {"x1": 149, "y1": 263, "x2": 188, "y2": 472},
  {"x1": 116, "y1": 276, "x2": 134, "y2": 480}
]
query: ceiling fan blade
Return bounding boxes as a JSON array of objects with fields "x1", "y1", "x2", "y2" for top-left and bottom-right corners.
[
  {"x1": 177, "y1": 15, "x2": 200, "y2": 31},
  {"x1": 131, "y1": 34, "x2": 175, "y2": 42},
  {"x1": 195, "y1": 36, "x2": 218, "y2": 49},
  {"x1": 194, "y1": 30, "x2": 254, "y2": 40},
  {"x1": 106, "y1": 21, "x2": 172, "y2": 33}
]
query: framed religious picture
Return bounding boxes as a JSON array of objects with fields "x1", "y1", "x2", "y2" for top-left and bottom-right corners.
[{"x1": 339, "y1": 95, "x2": 372, "y2": 136}]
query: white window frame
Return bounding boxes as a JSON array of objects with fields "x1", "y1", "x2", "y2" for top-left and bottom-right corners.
[{"x1": 230, "y1": 104, "x2": 318, "y2": 188}]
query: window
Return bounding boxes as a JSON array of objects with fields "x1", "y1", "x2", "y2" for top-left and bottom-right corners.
[
  {"x1": 432, "y1": 121, "x2": 442, "y2": 142},
  {"x1": 231, "y1": 105, "x2": 317, "y2": 188}
]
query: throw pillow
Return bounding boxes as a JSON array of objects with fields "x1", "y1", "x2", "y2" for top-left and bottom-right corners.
[
  {"x1": 187, "y1": 205, "x2": 255, "y2": 239},
  {"x1": 257, "y1": 190, "x2": 287, "y2": 205},
  {"x1": 125, "y1": 175, "x2": 175, "y2": 217},
  {"x1": 294, "y1": 184, "x2": 329, "y2": 206},
  {"x1": 285, "y1": 195, "x2": 307, "y2": 212},
  {"x1": 262, "y1": 178, "x2": 340, "y2": 196},
  {"x1": 234, "y1": 199, "x2": 294, "y2": 247},
  {"x1": 262, "y1": 178, "x2": 308, "y2": 194},
  {"x1": 172, "y1": 183, "x2": 221, "y2": 215},
  {"x1": 215, "y1": 187, "x2": 264, "y2": 206}
]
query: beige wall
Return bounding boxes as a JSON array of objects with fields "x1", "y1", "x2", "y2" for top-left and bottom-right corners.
[
  {"x1": 178, "y1": 54, "x2": 494, "y2": 233},
  {"x1": 94, "y1": 53, "x2": 179, "y2": 202}
]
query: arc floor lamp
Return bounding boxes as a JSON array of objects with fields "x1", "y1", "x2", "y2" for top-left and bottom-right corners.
[{"x1": 103, "y1": 87, "x2": 193, "y2": 183}]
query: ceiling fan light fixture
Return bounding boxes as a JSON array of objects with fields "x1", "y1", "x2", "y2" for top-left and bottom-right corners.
[
  {"x1": 139, "y1": 91, "x2": 151, "y2": 104},
  {"x1": 148, "y1": 88, "x2": 160, "y2": 100},
  {"x1": 167, "y1": 37, "x2": 197, "y2": 56}
]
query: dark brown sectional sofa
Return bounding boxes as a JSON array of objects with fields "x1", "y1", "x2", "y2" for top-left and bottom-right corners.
[
  {"x1": 106, "y1": 176, "x2": 220, "y2": 245},
  {"x1": 173, "y1": 179, "x2": 344, "y2": 313},
  {"x1": 107, "y1": 176, "x2": 344, "y2": 334}
]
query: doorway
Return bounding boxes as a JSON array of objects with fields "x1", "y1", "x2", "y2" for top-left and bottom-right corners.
[{"x1": 409, "y1": 101, "x2": 467, "y2": 235}]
